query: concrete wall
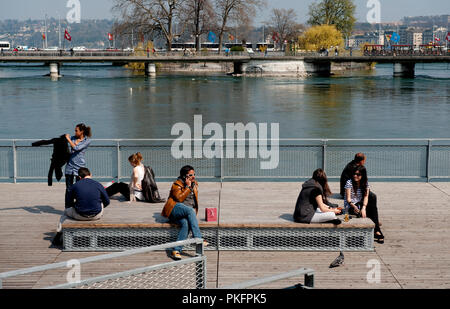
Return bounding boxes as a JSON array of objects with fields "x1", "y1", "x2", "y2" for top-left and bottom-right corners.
[
  {"x1": 158, "y1": 62, "x2": 233, "y2": 73},
  {"x1": 157, "y1": 60, "x2": 372, "y2": 77},
  {"x1": 242, "y1": 60, "x2": 310, "y2": 77}
]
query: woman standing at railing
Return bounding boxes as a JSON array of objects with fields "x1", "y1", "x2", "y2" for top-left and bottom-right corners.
[{"x1": 65, "y1": 123, "x2": 92, "y2": 188}]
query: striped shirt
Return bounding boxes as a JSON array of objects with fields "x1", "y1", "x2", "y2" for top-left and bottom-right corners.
[{"x1": 344, "y1": 179, "x2": 370, "y2": 209}]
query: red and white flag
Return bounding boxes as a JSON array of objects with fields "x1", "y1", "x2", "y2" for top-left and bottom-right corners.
[
  {"x1": 108, "y1": 33, "x2": 114, "y2": 41},
  {"x1": 446, "y1": 32, "x2": 450, "y2": 41},
  {"x1": 435, "y1": 37, "x2": 440, "y2": 42},
  {"x1": 64, "y1": 29, "x2": 72, "y2": 41}
]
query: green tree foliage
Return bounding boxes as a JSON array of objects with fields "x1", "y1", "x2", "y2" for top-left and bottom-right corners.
[{"x1": 307, "y1": 0, "x2": 356, "y2": 37}]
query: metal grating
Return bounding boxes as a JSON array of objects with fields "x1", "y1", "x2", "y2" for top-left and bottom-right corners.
[
  {"x1": 0, "y1": 147, "x2": 12, "y2": 178},
  {"x1": 217, "y1": 228, "x2": 373, "y2": 251},
  {"x1": 63, "y1": 227, "x2": 373, "y2": 252},
  {"x1": 75, "y1": 259, "x2": 206, "y2": 289},
  {"x1": 64, "y1": 228, "x2": 219, "y2": 252}
]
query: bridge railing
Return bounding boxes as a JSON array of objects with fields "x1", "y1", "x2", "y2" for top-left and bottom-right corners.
[
  {"x1": 1, "y1": 139, "x2": 449, "y2": 183},
  {"x1": 0, "y1": 51, "x2": 134, "y2": 57}
]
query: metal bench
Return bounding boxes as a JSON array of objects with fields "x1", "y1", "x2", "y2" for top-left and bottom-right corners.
[{"x1": 62, "y1": 217, "x2": 374, "y2": 252}]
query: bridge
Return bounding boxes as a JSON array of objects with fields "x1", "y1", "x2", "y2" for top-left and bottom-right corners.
[{"x1": 1, "y1": 51, "x2": 449, "y2": 78}]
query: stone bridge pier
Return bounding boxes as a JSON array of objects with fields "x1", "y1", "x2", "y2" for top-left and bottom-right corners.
[
  {"x1": 48, "y1": 62, "x2": 61, "y2": 79},
  {"x1": 393, "y1": 62, "x2": 415, "y2": 78}
]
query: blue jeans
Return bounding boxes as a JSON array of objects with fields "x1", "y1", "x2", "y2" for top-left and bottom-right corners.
[{"x1": 169, "y1": 203, "x2": 202, "y2": 252}]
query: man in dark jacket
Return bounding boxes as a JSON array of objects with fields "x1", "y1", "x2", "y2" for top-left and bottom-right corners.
[
  {"x1": 52, "y1": 167, "x2": 110, "y2": 246},
  {"x1": 32, "y1": 135, "x2": 70, "y2": 186}
]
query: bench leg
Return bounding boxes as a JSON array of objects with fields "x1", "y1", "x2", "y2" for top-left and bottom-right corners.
[{"x1": 304, "y1": 273, "x2": 314, "y2": 288}]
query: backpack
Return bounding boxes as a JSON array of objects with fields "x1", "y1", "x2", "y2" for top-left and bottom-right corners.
[{"x1": 141, "y1": 165, "x2": 166, "y2": 203}]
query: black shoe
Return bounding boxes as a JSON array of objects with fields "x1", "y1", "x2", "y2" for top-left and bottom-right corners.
[
  {"x1": 374, "y1": 231, "x2": 384, "y2": 244},
  {"x1": 52, "y1": 232, "x2": 63, "y2": 247}
]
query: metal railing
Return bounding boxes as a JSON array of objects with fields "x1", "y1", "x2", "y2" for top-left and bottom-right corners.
[
  {"x1": 1, "y1": 138, "x2": 449, "y2": 183},
  {"x1": 222, "y1": 267, "x2": 314, "y2": 289},
  {"x1": 0, "y1": 239, "x2": 206, "y2": 289}
]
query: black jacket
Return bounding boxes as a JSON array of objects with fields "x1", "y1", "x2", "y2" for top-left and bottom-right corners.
[
  {"x1": 32, "y1": 135, "x2": 70, "y2": 186},
  {"x1": 141, "y1": 165, "x2": 166, "y2": 203},
  {"x1": 293, "y1": 179, "x2": 323, "y2": 224}
]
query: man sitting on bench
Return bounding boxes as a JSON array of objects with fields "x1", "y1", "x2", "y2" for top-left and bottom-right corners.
[{"x1": 52, "y1": 167, "x2": 110, "y2": 246}]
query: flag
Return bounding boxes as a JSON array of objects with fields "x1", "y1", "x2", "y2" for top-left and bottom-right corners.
[
  {"x1": 64, "y1": 29, "x2": 72, "y2": 41},
  {"x1": 446, "y1": 32, "x2": 450, "y2": 41},
  {"x1": 108, "y1": 33, "x2": 114, "y2": 41},
  {"x1": 435, "y1": 37, "x2": 440, "y2": 42},
  {"x1": 391, "y1": 32, "x2": 400, "y2": 43},
  {"x1": 42, "y1": 33, "x2": 46, "y2": 40},
  {"x1": 272, "y1": 32, "x2": 280, "y2": 43},
  {"x1": 208, "y1": 31, "x2": 216, "y2": 43}
]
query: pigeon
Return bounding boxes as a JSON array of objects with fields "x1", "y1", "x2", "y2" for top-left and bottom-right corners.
[{"x1": 329, "y1": 251, "x2": 344, "y2": 268}]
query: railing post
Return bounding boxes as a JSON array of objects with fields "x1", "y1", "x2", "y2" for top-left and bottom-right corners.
[
  {"x1": 427, "y1": 140, "x2": 432, "y2": 183},
  {"x1": 322, "y1": 140, "x2": 327, "y2": 171},
  {"x1": 116, "y1": 141, "x2": 121, "y2": 182},
  {"x1": 12, "y1": 140, "x2": 17, "y2": 184},
  {"x1": 195, "y1": 240, "x2": 205, "y2": 289},
  {"x1": 220, "y1": 142, "x2": 224, "y2": 182}
]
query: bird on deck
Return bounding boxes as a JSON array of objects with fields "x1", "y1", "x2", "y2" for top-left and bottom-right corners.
[{"x1": 329, "y1": 251, "x2": 344, "y2": 268}]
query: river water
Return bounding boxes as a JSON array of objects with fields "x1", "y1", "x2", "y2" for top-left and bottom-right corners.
[{"x1": 0, "y1": 63, "x2": 449, "y2": 139}]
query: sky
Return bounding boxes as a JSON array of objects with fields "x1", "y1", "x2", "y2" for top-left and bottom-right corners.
[{"x1": 0, "y1": 0, "x2": 449, "y2": 24}]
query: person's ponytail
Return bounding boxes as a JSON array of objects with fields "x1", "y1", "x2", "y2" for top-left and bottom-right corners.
[{"x1": 76, "y1": 123, "x2": 92, "y2": 138}]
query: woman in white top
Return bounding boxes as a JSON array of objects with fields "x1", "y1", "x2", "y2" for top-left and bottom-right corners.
[{"x1": 106, "y1": 152, "x2": 146, "y2": 202}]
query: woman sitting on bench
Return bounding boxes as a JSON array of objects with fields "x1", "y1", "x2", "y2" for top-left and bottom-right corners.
[
  {"x1": 293, "y1": 169, "x2": 342, "y2": 224},
  {"x1": 106, "y1": 152, "x2": 145, "y2": 202},
  {"x1": 161, "y1": 165, "x2": 207, "y2": 260},
  {"x1": 344, "y1": 165, "x2": 384, "y2": 243}
]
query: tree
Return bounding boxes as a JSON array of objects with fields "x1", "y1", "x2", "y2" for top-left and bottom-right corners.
[
  {"x1": 307, "y1": 0, "x2": 356, "y2": 37},
  {"x1": 214, "y1": 0, "x2": 266, "y2": 54},
  {"x1": 268, "y1": 8, "x2": 304, "y2": 51},
  {"x1": 298, "y1": 24, "x2": 344, "y2": 51},
  {"x1": 187, "y1": 0, "x2": 217, "y2": 51},
  {"x1": 113, "y1": 0, "x2": 189, "y2": 51}
]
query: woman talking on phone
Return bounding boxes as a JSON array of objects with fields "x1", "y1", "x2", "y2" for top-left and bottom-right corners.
[{"x1": 161, "y1": 165, "x2": 207, "y2": 260}]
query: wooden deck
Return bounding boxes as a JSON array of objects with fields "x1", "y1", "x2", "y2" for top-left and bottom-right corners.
[{"x1": 1, "y1": 181, "x2": 449, "y2": 289}]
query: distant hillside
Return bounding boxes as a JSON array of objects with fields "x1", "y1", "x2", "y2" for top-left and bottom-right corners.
[
  {"x1": 0, "y1": 19, "x2": 116, "y2": 49},
  {"x1": 402, "y1": 15, "x2": 449, "y2": 28}
]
